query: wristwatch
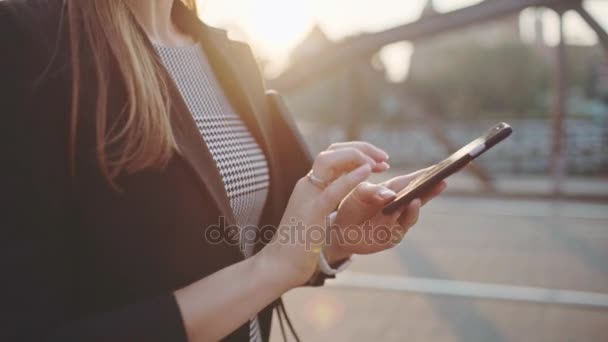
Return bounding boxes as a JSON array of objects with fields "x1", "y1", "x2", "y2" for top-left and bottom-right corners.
[
  {"x1": 319, "y1": 249, "x2": 352, "y2": 276},
  {"x1": 307, "y1": 212, "x2": 352, "y2": 286}
]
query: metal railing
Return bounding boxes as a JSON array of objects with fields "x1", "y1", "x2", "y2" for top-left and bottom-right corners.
[{"x1": 270, "y1": 0, "x2": 608, "y2": 197}]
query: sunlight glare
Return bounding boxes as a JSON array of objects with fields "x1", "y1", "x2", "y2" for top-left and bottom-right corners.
[
  {"x1": 303, "y1": 293, "x2": 345, "y2": 330},
  {"x1": 200, "y1": 0, "x2": 608, "y2": 78},
  {"x1": 246, "y1": 0, "x2": 313, "y2": 57}
]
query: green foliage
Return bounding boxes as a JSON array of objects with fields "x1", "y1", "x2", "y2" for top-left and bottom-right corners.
[
  {"x1": 407, "y1": 42, "x2": 551, "y2": 119},
  {"x1": 284, "y1": 64, "x2": 389, "y2": 124}
]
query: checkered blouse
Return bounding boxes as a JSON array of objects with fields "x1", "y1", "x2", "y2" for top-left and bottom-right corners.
[{"x1": 155, "y1": 42, "x2": 269, "y2": 342}]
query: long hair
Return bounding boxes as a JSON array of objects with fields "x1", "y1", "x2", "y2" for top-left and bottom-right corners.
[{"x1": 66, "y1": 0, "x2": 198, "y2": 186}]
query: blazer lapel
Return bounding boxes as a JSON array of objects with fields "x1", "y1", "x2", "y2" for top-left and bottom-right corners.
[
  {"x1": 199, "y1": 30, "x2": 286, "y2": 229},
  {"x1": 131, "y1": 7, "x2": 239, "y2": 235},
  {"x1": 147, "y1": 3, "x2": 287, "y2": 249},
  {"x1": 166, "y1": 81, "x2": 239, "y2": 230},
  {"x1": 194, "y1": 25, "x2": 270, "y2": 160},
  {"x1": 174, "y1": 4, "x2": 286, "y2": 228}
]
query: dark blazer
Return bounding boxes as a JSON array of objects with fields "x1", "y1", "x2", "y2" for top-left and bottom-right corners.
[{"x1": 0, "y1": 0, "x2": 314, "y2": 341}]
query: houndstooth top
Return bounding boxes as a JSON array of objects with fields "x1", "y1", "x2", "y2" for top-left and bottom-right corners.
[{"x1": 154, "y1": 42, "x2": 269, "y2": 342}]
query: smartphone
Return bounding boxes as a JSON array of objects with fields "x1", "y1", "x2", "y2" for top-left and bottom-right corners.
[{"x1": 382, "y1": 122, "x2": 513, "y2": 215}]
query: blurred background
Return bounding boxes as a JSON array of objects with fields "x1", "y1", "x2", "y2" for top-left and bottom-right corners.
[{"x1": 199, "y1": 0, "x2": 608, "y2": 341}]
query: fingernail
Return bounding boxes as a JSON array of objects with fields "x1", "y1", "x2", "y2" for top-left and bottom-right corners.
[
  {"x1": 380, "y1": 162, "x2": 390, "y2": 170},
  {"x1": 357, "y1": 163, "x2": 372, "y2": 175},
  {"x1": 378, "y1": 188, "x2": 397, "y2": 199},
  {"x1": 412, "y1": 199, "x2": 422, "y2": 207}
]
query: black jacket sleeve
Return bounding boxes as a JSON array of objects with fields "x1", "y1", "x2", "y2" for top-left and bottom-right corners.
[{"x1": 0, "y1": 3, "x2": 187, "y2": 341}]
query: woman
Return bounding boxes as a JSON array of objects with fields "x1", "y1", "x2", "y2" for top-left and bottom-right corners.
[{"x1": 0, "y1": 0, "x2": 445, "y2": 341}]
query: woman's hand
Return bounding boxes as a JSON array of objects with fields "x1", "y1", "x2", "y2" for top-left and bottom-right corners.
[
  {"x1": 324, "y1": 168, "x2": 447, "y2": 263},
  {"x1": 255, "y1": 142, "x2": 389, "y2": 289}
]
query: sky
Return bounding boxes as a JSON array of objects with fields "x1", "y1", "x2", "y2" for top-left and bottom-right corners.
[{"x1": 197, "y1": 0, "x2": 608, "y2": 80}]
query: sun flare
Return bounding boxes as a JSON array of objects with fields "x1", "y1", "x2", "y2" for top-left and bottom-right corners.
[{"x1": 244, "y1": 0, "x2": 313, "y2": 56}]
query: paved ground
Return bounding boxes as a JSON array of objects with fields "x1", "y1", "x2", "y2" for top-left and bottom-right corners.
[{"x1": 270, "y1": 193, "x2": 608, "y2": 341}]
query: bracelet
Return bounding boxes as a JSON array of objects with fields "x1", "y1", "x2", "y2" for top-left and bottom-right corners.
[
  {"x1": 318, "y1": 249, "x2": 352, "y2": 276},
  {"x1": 318, "y1": 211, "x2": 352, "y2": 276}
]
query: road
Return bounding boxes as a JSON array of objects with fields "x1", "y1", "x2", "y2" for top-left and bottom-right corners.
[{"x1": 270, "y1": 196, "x2": 608, "y2": 341}]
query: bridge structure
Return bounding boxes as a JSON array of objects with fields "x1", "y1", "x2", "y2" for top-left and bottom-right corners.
[{"x1": 270, "y1": 0, "x2": 608, "y2": 195}]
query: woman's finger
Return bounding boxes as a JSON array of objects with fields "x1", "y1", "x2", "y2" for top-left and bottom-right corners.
[
  {"x1": 398, "y1": 199, "x2": 421, "y2": 228},
  {"x1": 312, "y1": 148, "x2": 376, "y2": 183},
  {"x1": 384, "y1": 167, "x2": 447, "y2": 207},
  {"x1": 327, "y1": 141, "x2": 389, "y2": 162},
  {"x1": 372, "y1": 162, "x2": 390, "y2": 173},
  {"x1": 316, "y1": 164, "x2": 372, "y2": 213},
  {"x1": 334, "y1": 183, "x2": 397, "y2": 234},
  {"x1": 420, "y1": 181, "x2": 447, "y2": 206},
  {"x1": 384, "y1": 166, "x2": 434, "y2": 192},
  {"x1": 350, "y1": 182, "x2": 397, "y2": 207},
  {"x1": 371, "y1": 209, "x2": 404, "y2": 245}
]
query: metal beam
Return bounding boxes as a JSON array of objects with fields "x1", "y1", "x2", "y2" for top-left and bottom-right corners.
[
  {"x1": 551, "y1": 11, "x2": 568, "y2": 195},
  {"x1": 272, "y1": 0, "x2": 581, "y2": 91},
  {"x1": 574, "y1": 3, "x2": 608, "y2": 57}
]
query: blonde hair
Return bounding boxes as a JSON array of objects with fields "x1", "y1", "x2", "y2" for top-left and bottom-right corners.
[{"x1": 66, "y1": 0, "x2": 198, "y2": 186}]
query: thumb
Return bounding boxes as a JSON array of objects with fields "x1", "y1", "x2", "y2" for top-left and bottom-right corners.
[
  {"x1": 335, "y1": 182, "x2": 397, "y2": 226},
  {"x1": 351, "y1": 182, "x2": 397, "y2": 207}
]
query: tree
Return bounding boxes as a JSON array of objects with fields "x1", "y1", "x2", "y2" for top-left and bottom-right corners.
[{"x1": 406, "y1": 42, "x2": 551, "y2": 119}]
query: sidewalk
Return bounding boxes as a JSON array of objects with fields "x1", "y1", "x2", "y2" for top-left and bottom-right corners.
[{"x1": 270, "y1": 195, "x2": 608, "y2": 341}]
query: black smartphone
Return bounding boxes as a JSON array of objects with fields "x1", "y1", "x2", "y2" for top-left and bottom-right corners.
[{"x1": 382, "y1": 122, "x2": 513, "y2": 215}]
